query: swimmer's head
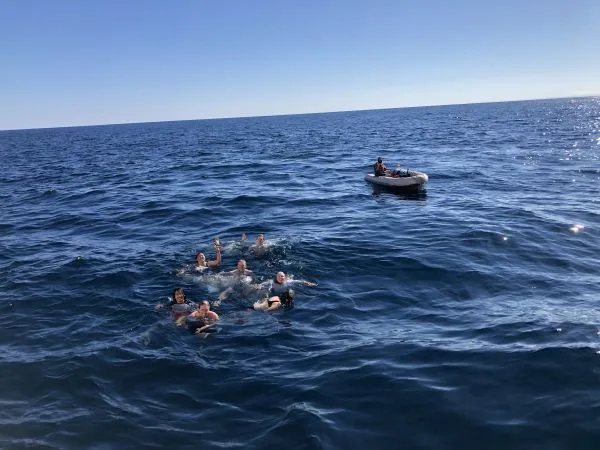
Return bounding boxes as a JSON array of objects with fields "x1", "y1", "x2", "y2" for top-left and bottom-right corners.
[
  {"x1": 275, "y1": 271, "x2": 286, "y2": 283},
  {"x1": 377, "y1": 157, "x2": 383, "y2": 163},
  {"x1": 195, "y1": 252, "x2": 206, "y2": 265},
  {"x1": 256, "y1": 234, "x2": 265, "y2": 245},
  {"x1": 198, "y1": 300, "x2": 210, "y2": 313},
  {"x1": 237, "y1": 259, "x2": 247, "y2": 271},
  {"x1": 173, "y1": 288, "x2": 185, "y2": 303}
]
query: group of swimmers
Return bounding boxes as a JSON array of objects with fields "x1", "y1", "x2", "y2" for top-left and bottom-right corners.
[{"x1": 156, "y1": 233, "x2": 318, "y2": 335}]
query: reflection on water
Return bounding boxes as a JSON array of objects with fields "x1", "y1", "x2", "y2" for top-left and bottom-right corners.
[{"x1": 369, "y1": 184, "x2": 428, "y2": 201}]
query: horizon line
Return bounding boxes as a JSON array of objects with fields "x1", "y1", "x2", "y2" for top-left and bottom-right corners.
[{"x1": 2, "y1": 94, "x2": 598, "y2": 133}]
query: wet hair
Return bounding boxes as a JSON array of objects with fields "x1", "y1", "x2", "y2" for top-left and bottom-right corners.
[
  {"x1": 199, "y1": 300, "x2": 210, "y2": 309},
  {"x1": 377, "y1": 157, "x2": 383, "y2": 162},
  {"x1": 195, "y1": 251, "x2": 205, "y2": 264},
  {"x1": 172, "y1": 287, "x2": 185, "y2": 302}
]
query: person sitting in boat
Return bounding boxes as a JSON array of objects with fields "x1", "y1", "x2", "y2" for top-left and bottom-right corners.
[
  {"x1": 374, "y1": 157, "x2": 387, "y2": 176},
  {"x1": 195, "y1": 237, "x2": 222, "y2": 271},
  {"x1": 253, "y1": 271, "x2": 317, "y2": 311},
  {"x1": 374, "y1": 157, "x2": 405, "y2": 178}
]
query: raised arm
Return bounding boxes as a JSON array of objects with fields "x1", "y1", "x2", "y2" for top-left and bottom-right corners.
[{"x1": 206, "y1": 241, "x2": 222, "y2": 267}]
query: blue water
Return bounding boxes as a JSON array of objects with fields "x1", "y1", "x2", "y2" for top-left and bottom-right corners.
[{"x1": 1, "y1": 97, "x2": 599, "y2": 449}]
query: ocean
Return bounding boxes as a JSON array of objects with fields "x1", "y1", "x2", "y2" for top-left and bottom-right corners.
[{"x1": 1, "y1": 97, "x2": 599, "y2": 449}]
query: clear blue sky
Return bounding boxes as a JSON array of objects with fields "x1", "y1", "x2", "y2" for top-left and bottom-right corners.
[{"x1": 1, "y1": 0, "x2": 598, "y2": 130}]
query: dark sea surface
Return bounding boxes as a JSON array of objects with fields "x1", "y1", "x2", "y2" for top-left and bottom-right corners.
[{"x1": 1, "y1": 97, "x2": 599, "y2": 449}]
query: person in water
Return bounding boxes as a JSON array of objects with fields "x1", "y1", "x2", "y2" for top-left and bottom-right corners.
[
  {"x1": 241, "y1": 233, "x2": 267, "y2": 249},
  {"x1": 176, "y1": 300, "x2": 219, "y2": 334},
  {"x1": 227, "y1": 259, "x2": 253, "y2": 277},
  {"x1": 217, "y1": 259, "x2": 254, "y2": 301},
  {"x1": 156, "y1": 287, "x2": 195, "y2": 318},
  {"x1": 253, "y1": 271, "x2": 317, "y2": 311},
  {"x1": 248, "y1": 233, "x2": 270, "y2": 256},
  {"x1": 195, "y1": 238, "x2": 222, "y2": 270}
]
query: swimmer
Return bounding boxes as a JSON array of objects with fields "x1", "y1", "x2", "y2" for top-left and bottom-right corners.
[
  {"x1": 176, "y1": 300, "x2": 220, "y2": 334},
  {"x1": 190, "y1": 300, "x2": 220, "y2": 321},
  {"x1": 248, "y1": 233, "x2": 269, "y2": 255},
  {"x1": 195, "y1": 238, "x2": 222, "y2": 270},
  {"x1": 156, "y1": 287, "x2": 195, "y2": 318},
  {"x1": 227, "y1": 259, "x2": 253, "y2": 277},
  {"x1": 220, "y1": 233, "x2": 249, "y2": 254},
  {"x1": 218, "y1": 259, "x2": 254, "y2": 301},
  {"x1": 253, "y1": 271, "x2": 317, "y2": 311}
]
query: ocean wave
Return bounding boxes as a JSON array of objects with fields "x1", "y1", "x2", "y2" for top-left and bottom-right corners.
[{"x1": 2, "y1": 98, "x2": 600, "y2": 448}]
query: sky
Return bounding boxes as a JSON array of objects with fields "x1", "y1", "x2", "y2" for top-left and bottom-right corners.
[{"x1": 0, "y1": 0, "x2": 599, "y2": 130}]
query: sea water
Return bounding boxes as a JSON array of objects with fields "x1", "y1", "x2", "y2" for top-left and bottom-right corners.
[{"x1": 1, "y1": 97, "x2": 599, "y2": 449}]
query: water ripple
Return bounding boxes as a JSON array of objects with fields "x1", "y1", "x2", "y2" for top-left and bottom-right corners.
[{"x1": 1, "y1": 98, "x2": 600, "y2": 448}]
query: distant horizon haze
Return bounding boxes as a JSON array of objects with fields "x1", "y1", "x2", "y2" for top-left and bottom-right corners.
[{"x1": 2, "y1": 94, "x2": 598, "y2": 132}]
